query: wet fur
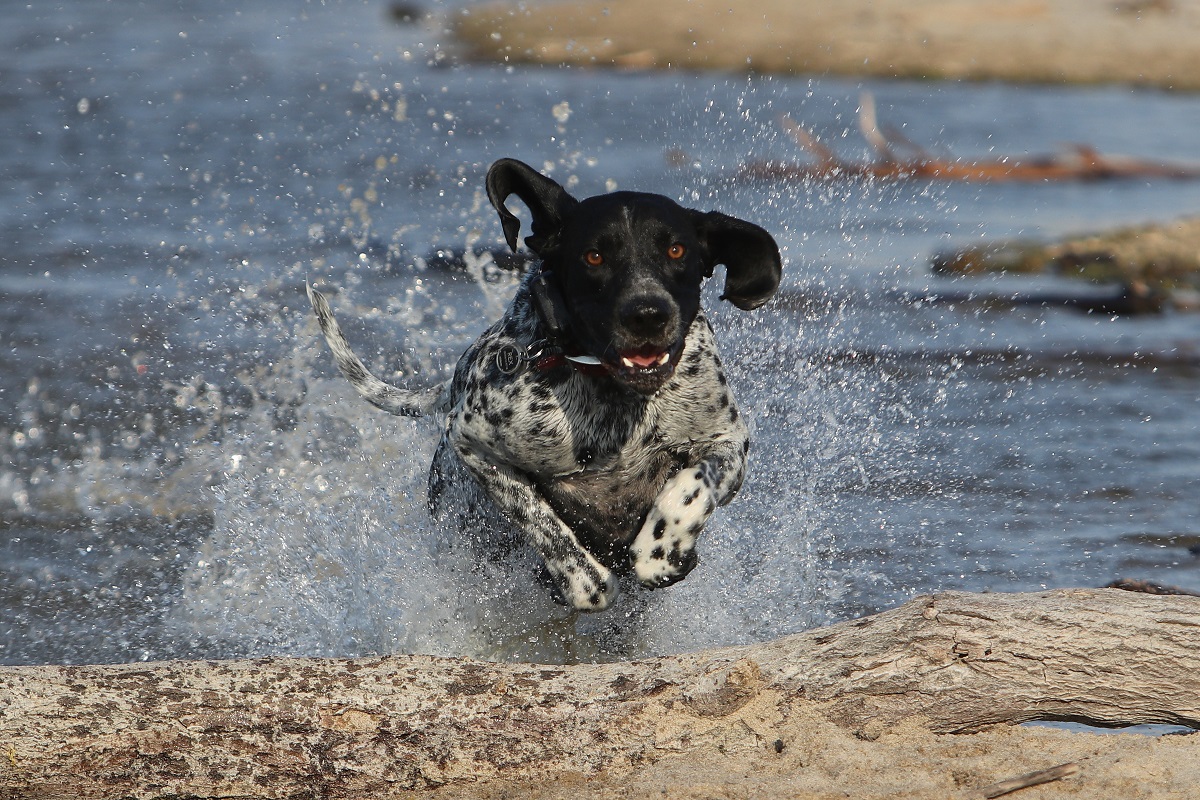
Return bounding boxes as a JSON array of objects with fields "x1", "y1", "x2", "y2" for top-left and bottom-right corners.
[{"x1": 309, "y1": 158, "x2": 781, "y2": 611}]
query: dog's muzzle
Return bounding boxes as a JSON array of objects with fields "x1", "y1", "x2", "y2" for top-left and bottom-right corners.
[{"x1": 604, "y1": 341, "x2": 685, "y2": 395}]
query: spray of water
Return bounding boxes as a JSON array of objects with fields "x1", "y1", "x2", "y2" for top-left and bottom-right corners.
[{"x1": 0, "y1": 72, "x2": 951, "y2": 666}]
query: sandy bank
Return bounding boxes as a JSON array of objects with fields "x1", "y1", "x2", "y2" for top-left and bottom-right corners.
[{"x1": 453, "y1": 0, "x2": 1200, "y2": 89}]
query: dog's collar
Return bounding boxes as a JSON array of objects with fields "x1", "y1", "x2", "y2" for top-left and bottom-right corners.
[
  {"x1": 534, "y1": 350, "x2": 608, "y2": 376},
  {"x1": 499, "y1": 269, "x2": 608, "y2": 377},
  {"x1": 495, "y1": 339, "x2": 608, "y2": 377}
]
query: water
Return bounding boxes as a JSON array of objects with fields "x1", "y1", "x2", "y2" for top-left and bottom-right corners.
[{"x1": 3, "y1": 0, "x2": 1200, "y2": 666}]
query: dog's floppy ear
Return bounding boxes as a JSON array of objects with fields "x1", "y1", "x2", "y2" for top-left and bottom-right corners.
[
  {"x1": 486, "y1": 158, "x2": 578, "y2": 256},
  {"x1": 696, "y1": 211, "x2": 783, "y2": 311}
]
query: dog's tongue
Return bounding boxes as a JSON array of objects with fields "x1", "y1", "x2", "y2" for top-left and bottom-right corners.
[
  {"x1": 619, "y1": 348, "x2": 670, "y2": 370},
  {"x1": 625, "y1": 352, "x2": 661, "y2": 368}
]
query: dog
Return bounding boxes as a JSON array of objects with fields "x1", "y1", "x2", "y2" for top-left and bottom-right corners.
[{"x1": 308, "y1": 158, "x2": 781, "y2": 611}]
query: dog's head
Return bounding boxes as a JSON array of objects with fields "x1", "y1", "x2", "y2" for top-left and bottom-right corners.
[{"x1": 487, "y1": 158, "x2": 782, "y2": 395}]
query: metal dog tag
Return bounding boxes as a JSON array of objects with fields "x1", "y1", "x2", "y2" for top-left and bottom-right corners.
[{"x1": 496, "y1": 344, "x2": 523, "y2": 375}]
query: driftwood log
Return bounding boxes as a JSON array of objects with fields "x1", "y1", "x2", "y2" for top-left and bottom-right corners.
[
  {"x1": 2, "y1": 589, "x2": 1198, "y2": 799},
  {"x1": 739, "y1": 94, "x2": 1200, "y2": 184}
]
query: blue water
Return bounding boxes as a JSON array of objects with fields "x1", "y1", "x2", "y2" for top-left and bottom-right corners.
[{"x1": 2, "y1": 0, "x2": 1200, "y2": 666}]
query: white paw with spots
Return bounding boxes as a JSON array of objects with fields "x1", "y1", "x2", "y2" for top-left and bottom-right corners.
[
  {"x1": 631, "y1": 469, "x2": 715, "y2": 588},
  {"x1": 550, "y1": 553, "x2": 617, "y2": 612}
]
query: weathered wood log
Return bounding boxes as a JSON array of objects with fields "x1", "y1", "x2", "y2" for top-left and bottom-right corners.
[
  {"x1": 742, "y1": 103, "x2": 1200, "y2": 184},
  {"x1": 2, "y1": 589, "x2": 1198, "y2": 799},
  {"x1": 932, "y1": 215, "x2": 1200, "y2": 301}
]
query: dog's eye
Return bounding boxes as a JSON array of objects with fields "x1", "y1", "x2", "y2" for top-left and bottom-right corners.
[
  {"x1": 584, "y1": 250, "x2": 604, "y2": 266},
  {"x1": 667, "y1": 243, "x2": 686, "y2": 260}
]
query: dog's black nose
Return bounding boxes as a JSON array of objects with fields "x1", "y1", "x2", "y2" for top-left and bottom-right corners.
[{"x1": 620, "y1": 295, "x2": 675, "y2": 337}]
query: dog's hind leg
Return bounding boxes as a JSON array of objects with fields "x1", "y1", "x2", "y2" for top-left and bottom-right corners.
[{"x1": 307, "y1": 282, "x2": 448, "y2": 417}]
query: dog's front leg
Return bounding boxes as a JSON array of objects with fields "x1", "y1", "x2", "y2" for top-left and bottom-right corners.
[
  {"x1": 453, "y1": 445, "x2": 617, "y2": 611},
  {"x1": 629, "y1": 433, "x2": 748, "y2": 589}
]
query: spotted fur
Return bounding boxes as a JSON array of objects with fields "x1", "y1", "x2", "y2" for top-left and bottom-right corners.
[{"x1": 309, "y1": 158, "x2": 781, "y2": 611}]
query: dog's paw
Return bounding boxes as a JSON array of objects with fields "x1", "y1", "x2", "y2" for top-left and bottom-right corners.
[
  {"x1": 630, "y1": 469, "x2": 715, "y2": 588},
  {"x1": 546, "y1": 555, "x2": 617, "y2": 612}
]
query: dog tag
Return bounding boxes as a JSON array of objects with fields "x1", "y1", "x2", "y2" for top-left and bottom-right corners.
[{"x1": 495, "y1": 344, "x2": 523, "y2": 375}]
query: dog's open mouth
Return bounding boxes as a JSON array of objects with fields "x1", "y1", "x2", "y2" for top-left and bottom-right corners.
[
  {"x1": 605, "y1": 344, "x2": 682, "y2": 393},
  {"x1": 620, "y1": 350, "x2": 671, "y2": 370}
]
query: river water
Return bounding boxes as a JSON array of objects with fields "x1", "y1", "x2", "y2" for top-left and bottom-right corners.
[{"x1": 3, "y1": 0, "x2": 1200, "y2": 666}]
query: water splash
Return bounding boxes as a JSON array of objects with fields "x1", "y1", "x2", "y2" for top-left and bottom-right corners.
[
  {"x1": 160, "y1": 272, "x2": 847, "y2": 664},
  {"x1": 0, "y1": 104, "x2": 923, "y2": 666}
]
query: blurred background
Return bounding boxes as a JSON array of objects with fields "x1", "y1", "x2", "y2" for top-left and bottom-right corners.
[{"x1": 2, "y1": 0, "x2": 1199, "y2": 667}]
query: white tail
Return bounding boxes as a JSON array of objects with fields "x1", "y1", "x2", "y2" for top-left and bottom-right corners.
[{"x1": 306, "y1": 282, "x2": 448, "y2": 418}]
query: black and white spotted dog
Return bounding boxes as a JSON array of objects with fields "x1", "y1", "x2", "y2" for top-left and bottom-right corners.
[{"x1": 308, "y1": 158, "x2": 781, "y2": 611}]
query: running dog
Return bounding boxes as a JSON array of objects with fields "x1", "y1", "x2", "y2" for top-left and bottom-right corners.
[{"x1": 308, "y1": 157, "x2": 781, "y2": 610}]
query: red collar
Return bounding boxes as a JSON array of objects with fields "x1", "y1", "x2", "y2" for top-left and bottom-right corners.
[
  {"x1": 495, "y1": 340, "x2": 608, "y2": 377},
  {"x1": 526, "y1": 271, "x2": 610, "y2": 377},
  {"x1": 534, "y1": 352, "x2": 610, "y2": 377}
]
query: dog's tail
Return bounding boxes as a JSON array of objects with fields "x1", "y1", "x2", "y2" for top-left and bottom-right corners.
[{"x1": 306, "y1": 282, "x2": 449, "y2": 418}]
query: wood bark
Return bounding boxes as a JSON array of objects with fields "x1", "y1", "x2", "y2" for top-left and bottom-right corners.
[{"x1": 2, "y1": 588, "x2": 1198, "y2": 799}]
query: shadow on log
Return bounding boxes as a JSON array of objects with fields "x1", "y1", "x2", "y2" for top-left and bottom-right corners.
[{"x1": 2, "y1": 589, "x2": 1199, "y2": 798}]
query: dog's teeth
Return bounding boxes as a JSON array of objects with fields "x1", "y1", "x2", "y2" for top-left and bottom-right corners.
[
  {"x1": 622, "y1": 357, "x2": 635, "y2": 368},
  {"x1": 656, "y1": 351, "x2": 670, "y2": 365}
]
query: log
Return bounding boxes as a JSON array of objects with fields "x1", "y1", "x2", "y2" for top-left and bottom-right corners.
[
  {"x1": 2, "y1": 588, "x2": 1198, "y2": 799},
  {"x1": 741, "y1": 97, "x2": 1200, "y2": 184},
  {"x1": 931, "y1": 215, "x2": 1200, "y2": 301}
]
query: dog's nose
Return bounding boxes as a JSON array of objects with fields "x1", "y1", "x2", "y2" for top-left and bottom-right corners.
[{"x1": 620, "y1": 295, "x2": 675, "y2": 337}]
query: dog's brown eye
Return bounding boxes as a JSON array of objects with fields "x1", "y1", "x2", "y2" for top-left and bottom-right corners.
[
  {"x1": 584, "y1": 250, "x2": 604, "y2": 266},
  {"x1": 667, "y1": 243, "x2": 686, "y2": 260}
]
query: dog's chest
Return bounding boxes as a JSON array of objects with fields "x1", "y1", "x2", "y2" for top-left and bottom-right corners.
[
  {"x1": 446, "y1": 305, "x2": 741, "y2": 567},
  {"x1": 476, "y1": 368, "x2": 721, "y2": 558},
  {"x1": 529, "y1": 387, "x2": 698, "y2": 567},
  {"x1": 452, "y1": 311, "x2": 734, "y2": 480},
  {"x1": 469, "y1": 369, "x2": 668, "y2": 478}
]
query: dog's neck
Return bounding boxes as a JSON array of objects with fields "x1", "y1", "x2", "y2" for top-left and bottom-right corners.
[
  {"x1": 528, "y1": 270, "x2": 571, "y2": 344},
  {"x1": 486, "y1": 270, "x2": 606, "y2": 379},
  {"x1": 524, "y1": 270, "x2": 607, "y2": 375}
]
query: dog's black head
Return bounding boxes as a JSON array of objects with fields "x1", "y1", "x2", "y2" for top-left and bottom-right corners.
[{"x1": 487, "y1": 158, "x2": 782, "y2": 394}]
